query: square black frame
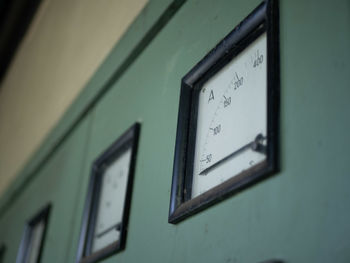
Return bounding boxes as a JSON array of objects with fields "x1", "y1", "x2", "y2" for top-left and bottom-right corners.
[
  {"x1": 16, "y1": 204, "x2": 51, "y2": 263},
  {"x1": 76, "y1": 123, "x2": 141, "y2": 263},
  {"x1": 169, "y1": 0, "x2": 279, "y2": 224}
]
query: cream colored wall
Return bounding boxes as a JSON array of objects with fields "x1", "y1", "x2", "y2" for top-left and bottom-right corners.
[{"x1": 0, "y1": 0, "x2": 148, "y2": 196}]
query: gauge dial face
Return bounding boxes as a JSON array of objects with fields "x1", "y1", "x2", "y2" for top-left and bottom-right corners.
[
  {"x1": 91, "y1": 148, "x2": 132, "y2": 253},
  {"x1": 192, "y1": 33, "x2": 267, "y2": 198}
]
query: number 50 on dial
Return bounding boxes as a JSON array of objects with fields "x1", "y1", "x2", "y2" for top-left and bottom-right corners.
[{"x1": 169, "y1": 0, "x2": 279, "y2": 224}]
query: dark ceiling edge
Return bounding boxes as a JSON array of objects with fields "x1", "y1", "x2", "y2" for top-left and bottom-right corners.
[{"x1": 0, "y1": 0, "x2": 42, "y2": 84}]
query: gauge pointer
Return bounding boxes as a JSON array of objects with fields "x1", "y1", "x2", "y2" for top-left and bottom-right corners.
[
  {"x1": 199, "y1": 133, "x2": 266, "y2": 175},
  {"x1": 95, "y1": 222, "x2": 122, "y2": 238}
]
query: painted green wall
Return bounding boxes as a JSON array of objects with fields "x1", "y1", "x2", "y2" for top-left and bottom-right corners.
[
  {"x1": 1, "y1": 0, "x2": 349, "y2": 262},
  {"x1": 0, "y1": 116, "x2": 92, "y2": 263}
]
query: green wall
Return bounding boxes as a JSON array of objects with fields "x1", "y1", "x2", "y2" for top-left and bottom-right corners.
[{"x1": 1, "y1": 0, "x2": 349, "y2": 262}]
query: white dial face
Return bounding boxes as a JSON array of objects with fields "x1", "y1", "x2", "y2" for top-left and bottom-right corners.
[
  {"x1": 91, "y1": 147, "x2": 132, "y2": 253},
  {"x1": 26, "y1": 220, "x2": 45, "y2": 263},
  {"x1": 192, "y1": 33, "x2": 267, "y2": 198}
]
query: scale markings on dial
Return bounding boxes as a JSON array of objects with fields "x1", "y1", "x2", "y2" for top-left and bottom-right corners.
[
  {"x1": 192, "y1": 33, "x2": 268, "y2": 198},
  {"x1": 91, "y1": 148, "x2": 132, "y2": 253}
]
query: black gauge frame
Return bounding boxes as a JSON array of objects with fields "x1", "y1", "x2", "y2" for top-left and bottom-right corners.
[
  {"x1": 169, "y1": 0, "x2": 279, "y2": 224},
  {"x1": 0, "y1": 244, "x2": 6, "y2": 263},
  {"x1": 76, "y1": 123, "x2": 141, "y2": 263},
  {"x1": 16, "y1": 204, "x2": 51, "y2": 263}
]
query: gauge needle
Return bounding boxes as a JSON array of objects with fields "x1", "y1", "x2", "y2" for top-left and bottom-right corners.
[
  {"x1": 199, "y1": 133, "x2": 266, "y2": 175},
  {"x1": 95, "y1": 222, "x2": 122, "y2": 238}
]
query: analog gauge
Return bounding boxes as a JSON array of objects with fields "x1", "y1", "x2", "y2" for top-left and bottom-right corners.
[
  {"x1": 169, "y1": 0, "x2": 279, "y2": 223},
  {"x1": 25, "y1": 220, "x2": 46, "y2": 263},
  {"x1": 77, "y1": 123, "x2": 140, "y2": 263},
  {"x1": 16, "y1": 204, "x2": 51, "y2": 263}
]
